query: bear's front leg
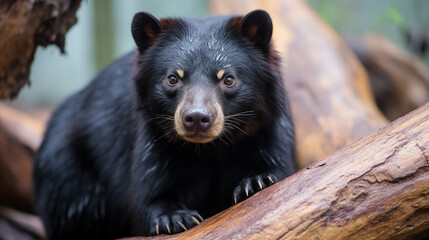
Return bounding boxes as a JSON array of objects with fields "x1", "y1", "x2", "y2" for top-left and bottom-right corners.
[
  {"x1": 150, "y1": 209, "x2": 204, "y2": 235},
  {"x1": 233, "y1": 173, "x2": 278, "y2": 203}
]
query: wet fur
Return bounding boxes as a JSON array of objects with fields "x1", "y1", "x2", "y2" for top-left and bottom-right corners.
[{"x1": 34, "y1": 10, "x2": 295, "y2": 239}]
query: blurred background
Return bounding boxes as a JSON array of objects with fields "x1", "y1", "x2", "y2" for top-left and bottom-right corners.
[{"x1": 8, "y1": 0, "x2": 429, "y2": 115}]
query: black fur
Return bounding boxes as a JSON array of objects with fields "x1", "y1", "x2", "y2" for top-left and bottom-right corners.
[{"x1": 34, "y1": 10, "x2": 295, "y2": 239}]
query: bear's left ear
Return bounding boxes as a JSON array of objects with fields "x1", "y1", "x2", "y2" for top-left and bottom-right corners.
[
  {"x1": 131, "y1": 12, "x2": 162, "y2": 52},
  {"x1": 240, "y1": 10, "x2": 273, "y2": 53}
]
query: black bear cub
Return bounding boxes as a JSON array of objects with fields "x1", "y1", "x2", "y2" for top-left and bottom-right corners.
[{"x1": 34, "y1": 10, "x2": 295, "y2": 239}]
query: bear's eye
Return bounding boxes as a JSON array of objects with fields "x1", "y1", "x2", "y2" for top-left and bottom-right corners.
[
  {"x1": 223, "y1": 76, "x2": 235, "y2": 87},
  {"x1": 167, "y1": 75, "x2": 179, "y2": 86}
]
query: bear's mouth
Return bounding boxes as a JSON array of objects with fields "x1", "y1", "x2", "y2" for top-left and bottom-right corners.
[{"x1": 182, "y1": 134, "x2": 215, "y2": 144}]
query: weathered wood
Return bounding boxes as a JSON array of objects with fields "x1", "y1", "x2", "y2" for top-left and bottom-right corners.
[
  {"x1": 129, "y1": 102, "x2": 429, "y2": 240},
  {"x1": 0, "y1": 0, "x2": 82, "y2": 99},
  {"x1": 347, "y1": 34, "x2": 429, "y2": 121},
  {"x1": 210, "y1": 0, "x2": 389, "y2": 168}
]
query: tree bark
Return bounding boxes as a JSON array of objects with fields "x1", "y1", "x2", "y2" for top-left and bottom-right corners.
[
  {"x1": 0, "y1": 0, "x2": 82, "y2": 99},
  {"x1": 130, "y1": 102, "x2": 429, "y2": 240},
  {"x1": 210, "y1": 0, "x2": 389, "y2": 168}
]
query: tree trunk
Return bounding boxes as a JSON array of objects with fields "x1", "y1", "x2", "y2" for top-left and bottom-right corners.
[
  {"x1": 130, "y1": 102, "x2": 429, "y2": 240},
  {"x1": 0, "y1": 0, "x2": 82, "y2": 99}
]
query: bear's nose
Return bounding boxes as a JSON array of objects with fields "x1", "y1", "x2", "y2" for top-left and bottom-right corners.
[{"x1": 183, "y1": 108, "x2": 212, "y2": 131}]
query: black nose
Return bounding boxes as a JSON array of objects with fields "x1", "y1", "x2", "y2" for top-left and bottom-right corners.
[{"x1": 183, "y1": 108, "x2": 212, "y2": 131}]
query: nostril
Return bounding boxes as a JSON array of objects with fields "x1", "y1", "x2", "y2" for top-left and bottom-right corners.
[
  {"x1": 184, "y1": 115, "x2": 194, "y2": 124},
  {"x1": 200, "y1": 116, "x2": 210, "y2": 124}
]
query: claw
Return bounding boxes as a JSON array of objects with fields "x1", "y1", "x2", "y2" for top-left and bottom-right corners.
[
  {"x1": 191, "y1": 216, "x2": 200, "y2": 225},
  {"x1": 196, "y1": 213, "x2": 204, "y2": 222},
  {"x1": 156, "y1": 224, "x2": 160, "y2": 235},
  {"x1": 234, "y1": 195, "x2": 237, "y2": 204},
  {"x1": 165, "y1": 222, "x2": 171, "y2": 234},
  {"x1": 244, "y1": 185, "x2": 249, "y2": 197},
  {"x1": 257, "y1": 179, "x2": 263, "y2": 190},
  {"x1": 267, "y1": 175, "x2": 274, "y2": 184},
  {"x1": 177, "y1": 221, "x2": 187, "y2": 231}
]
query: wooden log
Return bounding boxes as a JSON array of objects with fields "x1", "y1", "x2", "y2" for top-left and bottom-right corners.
[
  {"x1": 210, "y1": 0, "x2": 389, "y2": 168},
  {"x1": 347, "y1": 34, "x2": 429, "y2": 121},
  {"x1": 129, "y1": 102, "x2": 429, "y2": 240},
  {"x1": 0, "y1": 126, "x2": 34, "y2": 213},
  {"x1": 0, "y1": 104, "x2": 45, "y2": 213},
  {"x1": 0, "y1": 0, "x2": 82, "y2": 99}
]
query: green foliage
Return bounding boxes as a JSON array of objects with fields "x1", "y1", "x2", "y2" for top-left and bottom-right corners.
[{"x1": 375, "y1": 7, "x2": 405, "y2": 30}]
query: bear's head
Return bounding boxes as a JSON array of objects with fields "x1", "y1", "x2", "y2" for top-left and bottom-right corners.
[{"x1": 132, "y1": 10, "x2": 284, "y2": 144}]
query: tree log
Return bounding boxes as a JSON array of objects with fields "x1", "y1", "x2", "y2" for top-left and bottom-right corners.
[
  {"x1": 0, "y1": 104, "x2": 44, "y2": 213},
  {"x1": 210, "y1": 0, "x2": 389, "y2": 168},
  {"x1": 129, "y1": 102, "x2": 429, "y2": 240},
  {"x1": 0, "y1": 0, "x2": 82, "y2": 99}
]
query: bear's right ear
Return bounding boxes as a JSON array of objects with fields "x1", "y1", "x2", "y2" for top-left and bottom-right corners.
[
  {"x1": 240, "y1": 10, "x2": 273, "y2": 54},
  {"x1": 131, "y1": 12, "x2": 162, "y2": 52}
]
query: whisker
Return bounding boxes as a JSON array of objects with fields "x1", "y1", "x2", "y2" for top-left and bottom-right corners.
[
  {"x1": 224, "y1": 120, "x2": 241, "y2": 128},
  {"x1": 218, "y1": 135, "x2": 230, "y2": 145},
  {"x1": 149, "y1": 114, "x2": 174, "y2": 122},
  {"x1": 156, "y1": 119, "x2": 173, "y2": 125},
  {"x1": 224, "y1": 110, "x2": 255, "y2": 118},
  {"x1": 221, "y1": 132, "x2": 234, "y2": 144},
  {"x1": 225, "y1": 118, "x2": 248, "y2": 124},
  {"x1": 224, "y1": 121, "x2": 248, "y2": 136}
]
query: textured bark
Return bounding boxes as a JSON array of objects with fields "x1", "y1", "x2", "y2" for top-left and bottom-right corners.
[
  {"x1": 210, "y1": 0, "x2": 389, "y2": 169},
  {"x1": 347, "y1": 34, "x2": 429, "y2": 121},
  {"x1": 0, "y1": 0, "x2": 82, "y2": 99},
  {"x1": 129, "y1": 102, "x2": 429, "y2": 240}
]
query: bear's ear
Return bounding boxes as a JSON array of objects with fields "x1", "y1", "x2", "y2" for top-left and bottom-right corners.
[
  {"x1": 240, "y1": 10, "x2": 273, "y2": 53},
  {"x1": 131, "y1": 12, "x2": 162, "y2": 52}
]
